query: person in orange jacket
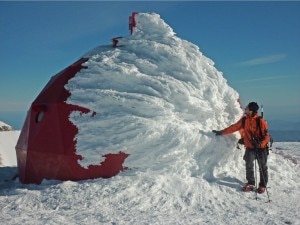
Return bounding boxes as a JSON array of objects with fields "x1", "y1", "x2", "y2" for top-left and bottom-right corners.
[{"x1": 213, "y1": 102, "x2": 270, "y2": 193}]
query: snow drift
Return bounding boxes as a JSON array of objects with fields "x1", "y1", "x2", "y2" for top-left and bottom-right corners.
[
  {"x1": 0, "y1": 130, "x2": 19, "y2": 167},
  {"x1": 16, "y1": 12, "x2": 243, "y2": 183},
  {"x1": 0, "y1": 120, "x2": 13, "y2": 131},
  {"x1": 1, "y1": 13, "x2": 300, "y2": 225},
  {"x1": 66, "y1": 12, "x2": 242, "y2": 171}
]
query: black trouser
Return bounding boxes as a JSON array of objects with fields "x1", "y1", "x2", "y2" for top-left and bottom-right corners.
[{"x1": 243, "y1": 149, "x2": 268, "y2": 187}]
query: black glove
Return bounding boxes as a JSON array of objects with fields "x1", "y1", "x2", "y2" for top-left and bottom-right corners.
[{"x1": 212, "y1": 130, "x2": 222, "y2": 136}]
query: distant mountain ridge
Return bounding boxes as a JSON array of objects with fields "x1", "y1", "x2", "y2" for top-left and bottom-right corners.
[
  {"x1": 0, "y1": 121, "x2": 19, "y2": 166},
  {"x1": 268, "y1": 120, "x2": 300, "y2": 131},
  {"x1": 0, "y1": 121, "x2": 13, "y2": 131},
  {"x1": 268, "y1": 120, "x2": 300, "y2": 142},
  {"x1": 269, "y1": 130, "x2": 300, "y2": 142}
]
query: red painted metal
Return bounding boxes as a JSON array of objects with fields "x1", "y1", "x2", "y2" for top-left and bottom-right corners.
[
  {"x1": 129, "y1": 12, "x2": 138, "y2": 34},
  {"x1": 16, "y1": 58, "x2": 128, "y2": 184}
]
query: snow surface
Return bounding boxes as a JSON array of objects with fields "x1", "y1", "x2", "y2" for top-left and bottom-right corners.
[
  {"x1": 66, "y1": 12, "x2": 242, "y2": 168},
  {"x1": 0, "y1": 120, "x2": 12, "y2": 131},
  {"x1": 0, "y1": 130, "x2": 19, "y2": 166},
  {"x1": 0, "y1": 121, "x2": 10, "y2": 127},
  {"x1": 1, "y1": 133, "x2": 300, "y2": 224},
  {"x1": 1, "y1": 13, "x2": 300, "y2": 225}
]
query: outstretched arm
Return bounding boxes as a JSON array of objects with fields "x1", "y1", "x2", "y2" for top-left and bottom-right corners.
[
  {"x1": 213, "y1": 117, "x2": 244, "y2": 135},
  {"x1": 220, "y1": 117, "x2": 244, "y2": 135}
]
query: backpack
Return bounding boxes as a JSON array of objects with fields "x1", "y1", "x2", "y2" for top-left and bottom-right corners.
[{"x1": 237, "y1": 116, "x2": 273, "y2": 154}]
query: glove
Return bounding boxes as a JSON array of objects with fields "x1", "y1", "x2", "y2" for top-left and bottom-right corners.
[{"x1": 212, "y1": 130, "x2": 222, "y2": 136}]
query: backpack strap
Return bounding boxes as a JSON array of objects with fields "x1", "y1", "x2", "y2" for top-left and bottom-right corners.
[
  {"x1": 242, "y1": 116, "x2": 262, "y2": 132},
  {"x1": 256, "y1": 116, "x2": 263, "y2": 138},
  {"x1": 241, "y1": 116, "x2": 246, "y2": 128}
]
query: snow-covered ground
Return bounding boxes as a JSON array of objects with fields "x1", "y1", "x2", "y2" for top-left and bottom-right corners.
[
  {"x1": 1, "y1": 13, "x2": 300, "y2": 225},
  {"x1": 0, "y1": 131, "x2": 19, "y2": 167},
  {"x1": 1, "y1": 130, "x2": 300, "y2": 224}
]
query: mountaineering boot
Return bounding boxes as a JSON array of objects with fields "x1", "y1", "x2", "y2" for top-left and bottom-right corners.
[
  {"x1": 257, "y1": 186, "x2": 265, "y2": 194},
  {"x1": 242, "y1": 184, "x2": 255, "y2": 192}
]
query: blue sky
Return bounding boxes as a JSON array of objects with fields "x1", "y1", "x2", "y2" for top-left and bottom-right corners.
[{"x1": 0, "y1": 1, "x2": 299, "y2": 129}]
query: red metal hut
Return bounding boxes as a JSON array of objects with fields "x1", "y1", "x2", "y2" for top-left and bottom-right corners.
[{"x1": 15, "y1": 13, "x2": 138, "y2": 184}]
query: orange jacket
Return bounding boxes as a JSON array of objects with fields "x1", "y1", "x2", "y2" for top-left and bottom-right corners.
[{"x1": 221, "y1": 114, "x2": 270, "y2": 149}]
